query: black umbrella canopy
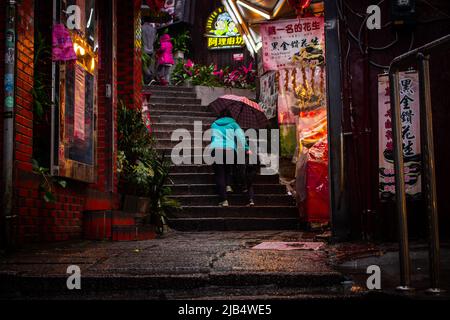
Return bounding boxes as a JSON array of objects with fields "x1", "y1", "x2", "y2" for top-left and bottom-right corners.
[{"x1": 208, "y1": 95, "x2": 269, "y2": 129}]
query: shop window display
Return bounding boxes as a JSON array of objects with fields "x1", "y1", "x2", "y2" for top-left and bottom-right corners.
[
  {"x1": 53, "y1": 0, "x2": 98, "y2": 182},
  {"x1": 261, "y1": 15, "x2": 329, "y2": 224}
]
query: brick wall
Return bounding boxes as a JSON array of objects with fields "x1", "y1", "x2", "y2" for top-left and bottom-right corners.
[
  {"x1": 10, "y1": 0, "x2": 122, "y2": 243},
  {"x1": 1, "y1": 0, "x2": 142, "y2": 244},
  {"x1": 13, "y1": 0, "x2": 37, "y2": 242},
  {"x1": 117, "y1": 0, "x2": 142, "y2": 110}
]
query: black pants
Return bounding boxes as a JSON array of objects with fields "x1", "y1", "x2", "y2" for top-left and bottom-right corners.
[
  {"x1": 213, "y1": 163, "x2": 233, "y2": 201},
  {"x1": 235, "y1": 164, "x2": 256, "y2": 201},
  {"x1": 212, "y1": 149, "x2": 234, "y2": 202}
]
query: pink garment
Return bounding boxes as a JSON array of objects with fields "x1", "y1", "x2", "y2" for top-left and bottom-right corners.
[
  {"x1": 52, "y1": 24, "x2": 77, "y2": 61},
  {"x1": 157, "y1": 34, "x2": 174, "y2": 65}
]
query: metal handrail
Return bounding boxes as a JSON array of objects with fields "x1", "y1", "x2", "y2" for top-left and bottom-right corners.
[{"x1": 388, "y1": 34, "x2": 450, "y2": 293}]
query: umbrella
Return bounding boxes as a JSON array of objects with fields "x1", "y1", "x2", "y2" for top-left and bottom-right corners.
[{"x1": 208, "y1": 95, "x2": 269, "y2": 129}]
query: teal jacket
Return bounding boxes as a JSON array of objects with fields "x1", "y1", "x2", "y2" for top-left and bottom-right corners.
[{"x1": 210, "y1": 117, "x2": 248, "y2": 152}]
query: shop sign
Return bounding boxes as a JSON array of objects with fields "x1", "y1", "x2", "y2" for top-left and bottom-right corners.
[
  {"x1": 205, "y1": 7, "x2": 245, "y2": 50},
  {"x1": 74, "y1": 64, "x2": 86, "y2": 141},
  {"x1": 260, "y1": 17, "x2": 325, "y2": 71},
  {"x1": 378, "y1": 72, "x2": 421, "y2": 200}
]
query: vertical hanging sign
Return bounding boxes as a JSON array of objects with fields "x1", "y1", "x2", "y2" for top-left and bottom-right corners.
[
  {"x1": 4, "y1": 25, "x2": 16, "y2": 111},
  {"x1": 378, "y1": 72, "x2": 421, "y2": 200}
]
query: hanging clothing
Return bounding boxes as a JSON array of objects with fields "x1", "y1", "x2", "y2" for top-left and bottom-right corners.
[{"x1": 142, "y1": 22, "x2": 157, "y2": 55}]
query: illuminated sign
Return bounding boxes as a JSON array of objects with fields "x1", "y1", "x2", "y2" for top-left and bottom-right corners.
[{"x1": 205, "y1": 7, "x2": 245, "y2": 50}]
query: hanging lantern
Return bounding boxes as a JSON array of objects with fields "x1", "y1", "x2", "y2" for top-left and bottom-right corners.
[{"x1": 287, "y1": 0, "x2": 312, "y2": 16}]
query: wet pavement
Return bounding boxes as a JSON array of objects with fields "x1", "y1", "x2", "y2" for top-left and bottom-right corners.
[
  {"x1": 0, "y1": 230, "x2": 346, "y2": 299},
  {"x1": 332, "y1": 243, "x2": 450, "y2": 299},
  {"x1": 0, "y1": 230, "x2": 448, "y2": 300}
]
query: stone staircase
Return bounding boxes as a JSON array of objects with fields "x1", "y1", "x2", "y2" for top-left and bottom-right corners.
[{"x1": 146, "y1": 85, "x2": 300, "y2": 231}]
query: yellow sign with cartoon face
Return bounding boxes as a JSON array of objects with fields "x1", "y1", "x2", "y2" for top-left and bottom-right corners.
[{"x1": 205, "y1": 7, "x2": 245, "y2": 50}]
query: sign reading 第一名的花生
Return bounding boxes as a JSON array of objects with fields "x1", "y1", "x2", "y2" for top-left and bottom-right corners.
[
  {"x1": 205, "y1": 7, "x2": 245, "y2": 50},
  {"x1": 260, "y1": 17, "x2": 325, "y2": 71}
]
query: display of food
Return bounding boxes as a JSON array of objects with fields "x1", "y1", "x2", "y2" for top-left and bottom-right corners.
[{"x1": 292, "y1": 43, "x2": 325, "y2": 67}]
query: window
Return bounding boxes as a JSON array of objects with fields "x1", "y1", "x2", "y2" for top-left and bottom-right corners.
[{"x1": 52, "y1": 0, "x2": 98, "y2": 182}]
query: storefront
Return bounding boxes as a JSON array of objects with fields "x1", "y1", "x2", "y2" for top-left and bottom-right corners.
[
  {"x1": 217, "y1": 0, "x2": 336, "y2": 232},
  {"x1": 0, "y1": 0, "x2": 146, "y2": 245},
  {"x1": 218, "y1": 0, "x2": 450, "y2": 240}
]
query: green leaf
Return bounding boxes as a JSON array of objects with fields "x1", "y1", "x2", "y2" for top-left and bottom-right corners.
[
  {"x1": 57, "y1": 180, "x2": 67, "y2": 188},
  {"x1": 44, "y1": 191, "x2": 56, "y2": 203}
]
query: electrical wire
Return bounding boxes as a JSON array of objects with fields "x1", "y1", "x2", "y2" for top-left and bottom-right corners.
[
  {"x1": 338, "y1": 0, "x2": 397, "y2": 51},
  {"x1": 418, "y1": 0, "x2": 450, "y2": 19}
]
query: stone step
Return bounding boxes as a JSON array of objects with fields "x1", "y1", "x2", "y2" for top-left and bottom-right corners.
[
  {"x1": 162, "y1": 152, "x2": 270, "y2": 166},
  {"x1": 168, "y1": 217, "x2": 301, "y2": 231},
  {"x1": 157, "y1": 146, "x2": 207, "y2": 155},
  {"x1": 150, "y1": 96, "x2": 202, "y2": 105},
  {"x1": 156, "y1": 138, "x2": 265, "y2": 149},
  {"x1": 152, "y1": 122, "x2": 211, "y2": 131},
  {"x1": 170, "y1": 164, "x2": 213, "y2": 173},
  {"x1": 149, "y1": 103, "x2": 207, "y2": 112},
  {"x1": 168, "y1": 164, "x2": 271, "y2": 174},
  {"x1": 167, "y1": 183, "x2": 288, "y2": 195},
  {"x1": 153, "y1": 115, "x2": 215, "y2": 124},
  {"x1": 149, "y1": 90, "x2": 198, "y2": 98},
  {"x1": 168, "y1": 173, "x2": 279, "y2": 184},
  {"x1": 175, "y1": 205, "x2": 297, "y2": 217},
  {"x1": 171, "y1": 194, "x2": 296, "y2": 206},
  {"x1": 144, "y1": 85, "x2": 195, "y2": 92},
  {"x1": 157, "y1": 139, "x2": 208, "y2": 149},
  {"x1": 165, "y1": 154, "x2": 272, "y2": 166},
  {"x1": 83, "y1": 211, "x2": 156, "y2": 241},
  {"x1": 152, "y1": 130, "x2": 204, "y2": 140},
  {"x1": 150, "y1": 109, "x2": 215, "y2": 118},
  {"x1": 0, "y1": 270, "x2": 345, "y2": 296}
]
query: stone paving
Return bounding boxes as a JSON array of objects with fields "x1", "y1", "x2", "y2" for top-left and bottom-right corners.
[
  {"x1": 0, "y1": 230, "x2": 348, "y2": 299},
  {"x1": 0, "y1": 231, "x2": 336, "y2": 276},
  {"x1": 1, "y1": 230, "x2": 448, "y2": 300}
]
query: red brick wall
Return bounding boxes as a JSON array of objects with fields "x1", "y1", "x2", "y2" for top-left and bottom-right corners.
[
  {"x1": 15, "y1": 0, "x2": 35, "y2": 174},
  {"x1": 2, "y1": 0, "x2": 142, "y2": 244},
  {"x1": 15, "y1": 171, "x2": 85, "y2": 242},
  {"x1": 10, "y1": 0, "x2": 122, "y2": 243},
  {"x1": 117, "y1": 0, "x2": 142, "y2": 110}
]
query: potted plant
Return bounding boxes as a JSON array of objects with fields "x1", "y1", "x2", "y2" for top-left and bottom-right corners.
[
  {"x1": 172, "y1": 30, "x2": 190, "y2": 60},
  {"x1": 172, "y1": 59, "x2": 195, "y2": 86},
  {"x1": 117, "y1": 101, "x2": 179, "y2": 233}
]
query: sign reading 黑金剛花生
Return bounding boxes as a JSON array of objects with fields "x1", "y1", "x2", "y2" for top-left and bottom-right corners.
[
  {"x1": 378, "y1": 72, "x2": 422, "y2": 200},
  {"x1": 260, "y1": 17, "x2": 325, "y2": 71},
  {"x1": 205, "y1": 7, "x2": 245, "y2": 50}
]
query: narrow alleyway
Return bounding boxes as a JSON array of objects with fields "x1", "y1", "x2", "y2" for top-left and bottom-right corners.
[{"x1": 147, "y1": 85, "x2": 299, "y2": 231}]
